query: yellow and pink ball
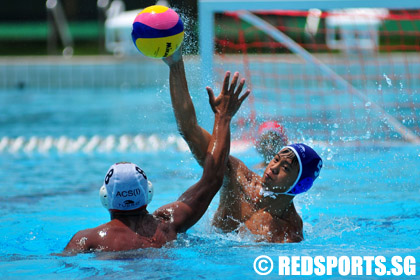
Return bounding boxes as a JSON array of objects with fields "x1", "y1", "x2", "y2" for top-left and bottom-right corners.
[{"x1": 131, "y1": 5, "x2": 184, "y2": 58}]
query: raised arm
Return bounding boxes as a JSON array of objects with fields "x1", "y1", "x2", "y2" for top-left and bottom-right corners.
[
  {"x1": 153, "y1": 72, "x2": 250, "y2": 232},
  {"x1": 163, "y1": 48, "x2": 219, "y2": 166}
]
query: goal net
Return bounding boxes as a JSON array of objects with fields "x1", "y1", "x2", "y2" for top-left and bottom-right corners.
[{"x1": 199, "y1": 1, "x2": 420, "y2": 145}]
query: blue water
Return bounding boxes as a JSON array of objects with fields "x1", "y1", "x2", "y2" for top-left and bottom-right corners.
[{"x1": 0, "y1": 87, "x2": 419, "y2": 279}]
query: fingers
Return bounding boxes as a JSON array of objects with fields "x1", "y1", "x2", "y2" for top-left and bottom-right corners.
[
  {"x1": 229, "y1": 72, "x2": 239, "y2": 93},
  {"x1": 222, "y1": 71, "x2": 231, "y2": 91},
  {"x1": 238, "y1": 89, "x2": 251, "y2": 105},
  {"x1": 162, "y1": 45, "x2": 183, "y2": 66},
  {"x1": 235, "y1": 78, "x2": 246, "y2": 96},
  {"x1": 215, "y1": 71, "x2": 250, "y2": 115}
]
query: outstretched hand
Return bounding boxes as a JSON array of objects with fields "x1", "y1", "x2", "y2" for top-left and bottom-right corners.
[
  {"x1": 206, "y1": 71, "x2": 251, "y2": 118},
  {"x1": 162, "y1": 45, "x2": 183, "y2": 66}
]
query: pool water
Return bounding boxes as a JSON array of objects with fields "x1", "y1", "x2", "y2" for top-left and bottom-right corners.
[{"x1": 0, "y1": 87, "x2": 419, "y2": 279}]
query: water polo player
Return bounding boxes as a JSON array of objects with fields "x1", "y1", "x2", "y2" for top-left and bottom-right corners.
[
  {"x1": 63, "y1": 72, "x2": 250, "y2": 253},
  {"x1": 163, "y1": 48, "x2": 322, "y2": 243}
]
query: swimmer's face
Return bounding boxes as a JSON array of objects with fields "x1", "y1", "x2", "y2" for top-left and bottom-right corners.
[
  {"x1": 256, "y1": 131, "x2": 288, "y2": 164},
  {"x1": 262, "y1": 148, "x2": 299, "y2": 192}
]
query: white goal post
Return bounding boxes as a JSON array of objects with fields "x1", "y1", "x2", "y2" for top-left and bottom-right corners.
[
  {"x1": 197, "y1": 0, "x2": 420, "y2": 144},
  {"x1": 199, "y1": 0, "x2": 420, "y2": 83}
]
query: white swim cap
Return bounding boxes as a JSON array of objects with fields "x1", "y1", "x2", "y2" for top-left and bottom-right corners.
[{"x1": 99, "y1": 162, "x2": 153, "y2": 211}]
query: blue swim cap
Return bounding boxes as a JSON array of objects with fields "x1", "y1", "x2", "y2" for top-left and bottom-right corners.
[{"x1": 284, "y1": 143, "x2": 323, "y2": 196}]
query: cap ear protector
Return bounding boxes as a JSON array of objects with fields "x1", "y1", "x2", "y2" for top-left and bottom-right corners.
[
  {"x1": 99, "y1": 184, "x2": 109, "y2": 209},
  {"x1": 147, "y1": 180, "x2": 154, "y2": 205},
  {"x1": 284, "y1": 144, "x2": 322, "y2": 196},
  {"x1": 99, "y1": 180, "x2": 154, "y2": 210}
]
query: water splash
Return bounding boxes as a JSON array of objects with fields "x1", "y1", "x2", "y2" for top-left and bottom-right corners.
[
  {"x1": 383, "y1": 74, "x2": 392, "y2": 87},
  {"x1": 305, "y1": 214, "x2": 361, "y2": 240},
  {"x1": 339, "y1": 130, "x2": 372, "y2": 142}
]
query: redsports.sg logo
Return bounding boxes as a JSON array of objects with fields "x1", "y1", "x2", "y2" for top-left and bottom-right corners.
[{"x1": 253, "y1": 255, "x2": 416, "y2": 276}]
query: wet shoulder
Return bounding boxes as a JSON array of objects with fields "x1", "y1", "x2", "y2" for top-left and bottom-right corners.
[
  {"x1": 100, "y1": 221, "x2": 176, "y2": 250},
  {"x1": 227, "y1": 156, "x2": 260, "y2": 192}
]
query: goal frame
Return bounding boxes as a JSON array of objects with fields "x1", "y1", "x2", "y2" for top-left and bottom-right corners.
[
  {"x1": 198, "y1": 0, "x2": 420, "y2": 143},
  {"x1": 198, "y1": 0, "x2": 420, "y2": 85}
]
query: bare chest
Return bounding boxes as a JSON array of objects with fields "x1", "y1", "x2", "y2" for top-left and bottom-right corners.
[
  {"x1": 243, "y1": 208, "x2": 303, "y2": 243},
  {"x1": 242, "y1": 210, "x2": 286, "y2": 242}
]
